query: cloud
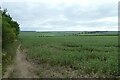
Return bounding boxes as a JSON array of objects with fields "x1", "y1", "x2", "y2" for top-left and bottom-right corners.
[{"x1": 2, "y1": 0, "x2": 119, "y2": 31}]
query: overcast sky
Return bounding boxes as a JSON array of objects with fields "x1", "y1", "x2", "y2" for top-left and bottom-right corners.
[{"x1": 2, "y1": 0, "x2": 119, "y2": 31}]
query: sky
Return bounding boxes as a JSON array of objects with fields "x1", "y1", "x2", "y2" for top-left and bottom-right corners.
[{"x1": 2, "y1": 0, "x2": 119, "y2": 31}]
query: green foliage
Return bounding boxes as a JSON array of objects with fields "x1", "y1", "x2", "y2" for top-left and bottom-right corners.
[
  {"x1": 1, "y1": 9, "x2": 20, "y2": 48},
  {"x1": 1, "y1": 8, "x2": 20, "y2": 75}
]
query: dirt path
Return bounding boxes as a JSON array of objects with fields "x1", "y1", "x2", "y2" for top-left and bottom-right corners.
[{"x1": 3, "y1": 44, "x2": 39, "y2": 78}]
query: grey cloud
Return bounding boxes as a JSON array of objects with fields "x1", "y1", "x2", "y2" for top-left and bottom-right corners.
[
  {"x1": 63, "y1": 3, "x2": 117, "y2": 21},
  {"x1": 39, "y1": 19, "x2": 117, "y2": 28},
  {"x1": 2, "y1": 1, "x2": 118, "y2": 31}
]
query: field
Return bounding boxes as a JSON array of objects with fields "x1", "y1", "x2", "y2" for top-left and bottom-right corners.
[{"x1": 20, "y1": 31, "x2": 118, "y2": 78}]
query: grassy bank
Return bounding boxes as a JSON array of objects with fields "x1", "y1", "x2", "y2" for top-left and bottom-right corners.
[{"x1": 2, "y1": 41, "x2": 19, "y2": 75}]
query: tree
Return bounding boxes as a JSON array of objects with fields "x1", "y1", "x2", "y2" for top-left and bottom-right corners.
[{"x1": 1, "y1": 9, "x2": 20, "y2": 48}]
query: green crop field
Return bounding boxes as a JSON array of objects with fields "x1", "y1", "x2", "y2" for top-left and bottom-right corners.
[{"x1": 20, "y1": 31, "x2": 118, "y2": 78}]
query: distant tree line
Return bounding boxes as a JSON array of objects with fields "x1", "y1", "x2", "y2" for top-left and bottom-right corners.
[{"x1": 1, "y1": 9, "x2": 20, "y2": 48}]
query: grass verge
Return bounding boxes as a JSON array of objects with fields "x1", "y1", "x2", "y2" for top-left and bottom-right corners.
[{"x1": 2, "y1": 40, "x2": 19, "y2": 75}]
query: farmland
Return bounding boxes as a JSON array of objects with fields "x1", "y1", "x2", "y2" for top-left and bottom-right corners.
[{"x1": 20, "y1": 31, "x2": 118, "y2": 78}]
